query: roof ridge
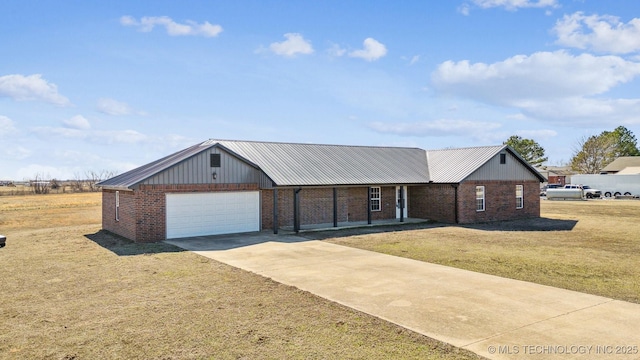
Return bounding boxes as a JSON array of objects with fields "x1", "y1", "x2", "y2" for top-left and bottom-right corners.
[
  {"x1": 426, "y1": 144, "x2": 505, "y2": 152},
  {"x1": 206, "y1": 139, "x2": 424, "y2": 150}
]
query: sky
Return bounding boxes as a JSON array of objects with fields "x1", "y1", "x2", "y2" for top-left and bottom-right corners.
[{"x1": 2, "y1": 0, "x2": 640, "y2": 180}]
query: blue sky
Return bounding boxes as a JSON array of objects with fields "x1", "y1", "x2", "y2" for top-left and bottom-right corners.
[{"x1": 2, "y1": 0, "x2": 640, "y2": 180}]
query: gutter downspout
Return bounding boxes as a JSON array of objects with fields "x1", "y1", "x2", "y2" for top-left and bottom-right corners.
[
  {"x1": 452, "y1": 184, "x2": 459, "y2": 224},
  {"x1": 273, "y1": 188, "x2": 278, "y2": 234}
]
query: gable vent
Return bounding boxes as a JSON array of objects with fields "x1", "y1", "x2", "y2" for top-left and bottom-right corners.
[{"x1": 210, "y1": 154, "x2": 221, "y2": 167}]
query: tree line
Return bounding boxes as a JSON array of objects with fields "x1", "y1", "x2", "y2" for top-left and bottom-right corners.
[{"x1": 504, "y1": 126, "x2": 640, "y2": 174}]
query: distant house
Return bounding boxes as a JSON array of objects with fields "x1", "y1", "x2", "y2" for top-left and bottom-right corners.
[
  {"x1": 537, "y1": 166, "x2": 576, "y2": 186},
  {"x1": 98, "y1": 140, "x2": 545, "y2": 242},
  {"x1": 600, "y1": 157, "x2": 640, "y2": 174}
]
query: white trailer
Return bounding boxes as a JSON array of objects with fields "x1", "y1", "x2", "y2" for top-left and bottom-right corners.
[
  {"x1": 570, "y1": 174, "x2": 640, "y2": 198},
  {"x1": 546, "y1": 188, "x2": 584, "y2": 200}
]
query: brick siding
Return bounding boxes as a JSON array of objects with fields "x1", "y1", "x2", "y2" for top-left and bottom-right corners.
[
  {"x1": 103, "y1": 181, "x2": 540, "y2": 242},
  {"x1": 408, "y1": 184, "x2": 456, "y2": 223},
  {"x1": 261, "y1": 186, "x2": 398, "y2": 231},
  {"x1": 457, "y1": 180, "x2": 540, "y2": 223},
  {"x1": 102, "y1": 190, "x2": 136, "y2": 240},
  {"x1": 408, "y1": 181, "x2": 540, "y2": 224},
  {"x1": 101, "y1": 183, "x2": 258, "y2": 243}
]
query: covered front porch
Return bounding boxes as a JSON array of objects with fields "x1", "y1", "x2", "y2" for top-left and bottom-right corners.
[
  {"x1": 268, "y1": 185, "x2": 415, "y2": 234},
  {"x1": 280, "y1": 217, "x2": 431, "y2": 233}
]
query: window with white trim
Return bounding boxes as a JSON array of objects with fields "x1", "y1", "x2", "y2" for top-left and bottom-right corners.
[
  {"x1": 516, "y1": 185, "x2": 524, "y2": 209},
  {"x1": 115, "y1": 191, "x2": 120, "y2": 221},
  {"x1": 370, "y1": 187, "x2": 381, "y2": 211},
  {"x1": 476, "y1": 186, "x2": 485, "y2": 212}
]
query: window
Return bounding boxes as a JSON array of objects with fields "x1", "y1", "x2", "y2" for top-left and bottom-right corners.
[
  {"x1": 210, "y1": 153, "x2": 221, "y2": 167},
  {"x1": 115, "y1": 191, "x2": 120, "y2": 221},
  {"x1": 370, "y1": 187, "x2": 381, "y2": 211},
  {"x1": 516, "y1": 185, "x2": 523, "y2": 209},
  {"x1": 500, "y1": 153, "x2": 506, "y2": 164},
  {"x1": 476, "y1": 186, "x2": 485, "y2": 212}
]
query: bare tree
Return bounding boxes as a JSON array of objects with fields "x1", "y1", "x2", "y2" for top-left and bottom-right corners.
[
  {"x1": 72, "y1": 172, "x2": 86, "y2": 192},
  {"x1": 31, "y1": 173, "x2": 51, "y2": 194},
  {"x1": 570, "y1": 135, "x2": 616, "y2": 174},
  {"x1": 86, "y1": 170, "x2": 116, "y2": 192}
]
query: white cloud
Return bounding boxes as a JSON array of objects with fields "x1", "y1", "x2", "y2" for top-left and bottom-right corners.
[
  {"x1": 31, "y1": 126, "x2": 86, "y2": 139},
  {"x1": 5, "y1": 146, "x2": 30, "y2": 160},
  {"x1": 96, "y1": 98, "x2": 139, "y2": 116},
  {"x1": 63, "y1": 115, "x2": 91, "y2": 130},
  {"x1": 516, "y1": 129, "x2": 558, "y2": 139},
  {"x1": 369, "y1": 119, "x2": 501, "y2": 138},
  {"x1": 327, "y1": 43, "x2": 347, "y2": 57},
  {"x1": 31, "y1": 125, "x2": 149, "y2": 145},
  {"x1": 0, "y1": 115, "x2": 17, "y2": 136},
  {"x1": 93, "y1": 129, "x2": 148, "y2": 144},
  {"x1": 0, "y1": 74, "x2": 70, "y2": 106},
  {"x1": 553, "y1": 12, "x2": 640, "y2": 54},
  {"x1": 16, "y1": 164, "x2": 69, "y2": 180},
  {"x1": 269, "y1": 33, "x2": 314, "y2": 57},
  {"x1": 349, "y1": 38, "x2": 387, "y2": 62},
  {"x1": 458, "y1": 4, "x2": 471, "y2": 16},
  {"x1": 470, "y1": 0, "x2": 558, "y2": 11},
  {"x1": 120, "y1": 15, "x2": 223, "y2": 37},
  {"x1": 432, "y1": 51, "x2": 640, "y2": 105},
  {"x1": 431, "y1": 51, "x2": 640, "y2": 126},
  {"x1": 516, "y1": 97, "x2": 640, "y2": 125}
]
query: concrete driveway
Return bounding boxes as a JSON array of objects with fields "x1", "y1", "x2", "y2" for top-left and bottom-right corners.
[{"x1": 166, "y1": 232, "x2": 640, "y2": 360}]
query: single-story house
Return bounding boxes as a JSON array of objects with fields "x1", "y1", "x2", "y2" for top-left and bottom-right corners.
[
  {"x1": 537, "y1": 166, "x2": 576, "y2": 186},
  {"x1": 600, "y1": 156, "x2": 640, "y2": 174},
  {"x1": 97, "y1": 139, "x2": 545, "y2": 242}
]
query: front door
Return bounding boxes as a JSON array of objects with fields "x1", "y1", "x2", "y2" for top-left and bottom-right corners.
[{"x1": 395, "y1": 186, "x2": 408, "y2": 219}]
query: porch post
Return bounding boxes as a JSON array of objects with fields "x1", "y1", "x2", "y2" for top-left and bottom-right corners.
[
  {"x1": 453, "y1": 184, "x2": 459, "y2": 224},
  {"x1": 293, "y1": 188, "x2": 301, "y2": 233},
  {"x1": 273, "y1": 188, "x2": 278, "y2": 234},
  {"x1": 333, "y1": 187, "x2": 338, "y2": 227},
  {"x1": 367, "y1": 186, "x2": 372, "y2": 224},
  {"x1": 399, "y1": 186, "x2": 405, "y2": 223}
]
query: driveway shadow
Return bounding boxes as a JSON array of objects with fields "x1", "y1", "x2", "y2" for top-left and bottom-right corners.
[
  {"x1": 460, "y1": 217, "x2": 578, "y2": 232},
  {"x1": 87, "y1": 217, "x2": 578, "y2": 255},
  {"x1": 301, "y1": 217, "x2": 578, "y2": 241},
  {"x1": 164, "y1": 231, "x2": 312, "y2": 252},
  {"x1": 85, "y1": 230, "x2": 186, "y2": 256},
  {"x1": 300, "y1": 221, "x2": 445, "y2": 240}
]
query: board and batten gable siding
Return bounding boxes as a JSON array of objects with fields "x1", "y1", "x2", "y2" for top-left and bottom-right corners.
[
  {"x1": 465, "y1": 151, "x2": 540, "y2": 182},
  {"x1": 141, "y1": 147, "x2": 272, "y2": 187}
]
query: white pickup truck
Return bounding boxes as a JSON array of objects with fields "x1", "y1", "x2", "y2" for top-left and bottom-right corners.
[{"x1": 564, "y1": 185, "x2": 602, "y2": 199}]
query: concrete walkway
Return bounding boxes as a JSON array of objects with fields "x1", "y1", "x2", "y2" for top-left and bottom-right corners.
[{"x1": 166, "y1": 233, "x2": 640, "y2": 360}]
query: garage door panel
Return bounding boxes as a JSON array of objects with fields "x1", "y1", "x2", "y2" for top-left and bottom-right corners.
[{"x1": 166, "y1": 191, "x2": 259, "y2": 239}]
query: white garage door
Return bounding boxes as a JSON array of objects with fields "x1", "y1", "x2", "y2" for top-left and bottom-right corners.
[{"x1": 166, "y1": 191, "x2": 260, "y2": 239}]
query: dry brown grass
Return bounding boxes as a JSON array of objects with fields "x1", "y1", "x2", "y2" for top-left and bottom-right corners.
[
  {"x1": 0, "y1": 193, "x2": 481, "y2": 360},
  {"x1": 325, "y1": 199, "x2": 640, "y2": 304}
]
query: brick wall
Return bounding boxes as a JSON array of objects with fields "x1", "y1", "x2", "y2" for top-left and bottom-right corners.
[
  {"x1": 102, "y1": 183, "x2": 259, "y2": 243},
  {"x1": 408, "y1": 184, "x2": 456, "y2": 223},
  {"x1": 102, "y1": 190, "x2": 136, "y2": 240},
  {"x1": 103, "y1": 181, "x2": 539, "y2": 242},
  {"x1": 457, "y1": 180, "x2": 540, "y2": 224},
  {"x1": 261, "y1": 186, "x2": 397, "y2": 231}
]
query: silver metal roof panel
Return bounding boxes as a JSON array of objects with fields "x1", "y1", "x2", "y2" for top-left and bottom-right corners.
[
  {"x1": 98, "y1": 140, "x2": 543, "y2": 190},
  {"x1": 214, "y1": 140, "x2": 430, "y2": 186}
]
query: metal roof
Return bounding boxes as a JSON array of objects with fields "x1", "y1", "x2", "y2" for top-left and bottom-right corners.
[
  {"x1": 98, "y1": 140, "x2": 544, "y2": 190},
  {"x1": 426, "y1": 145, "x2": 504, "y2": 183},
  {"x1": 97, "y1": 142, "x2": 217, "y2": 189},
  {"x1": 601, "y1": 156, "x2": 640, "y2": 173},
  {"x1": 213, "y1": 140, "x2": 430, "y2": 186},
  {"x1": 426, "y1": 145, "x2": 545, "y2": 183}
]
